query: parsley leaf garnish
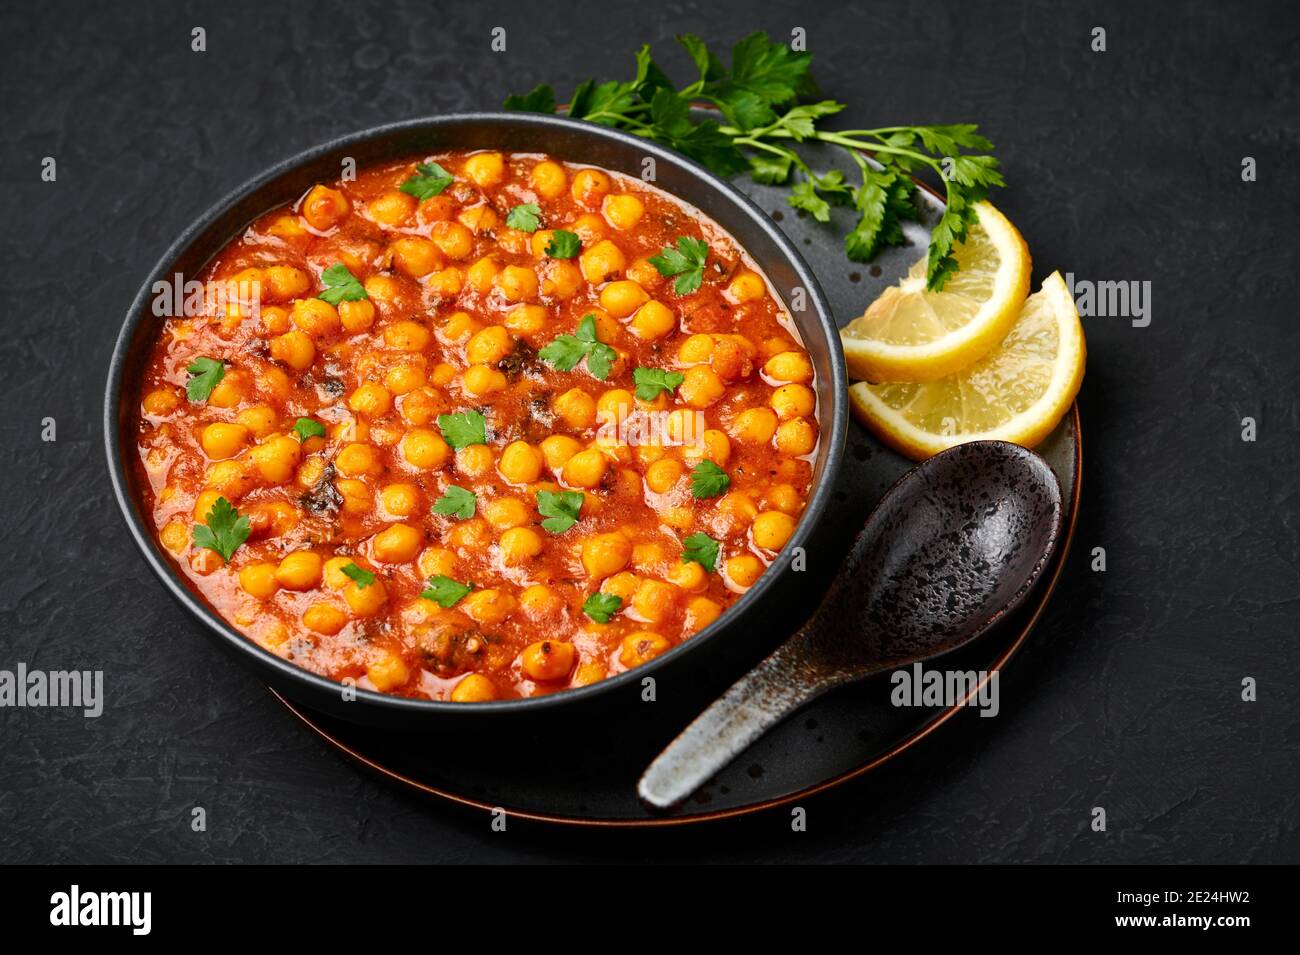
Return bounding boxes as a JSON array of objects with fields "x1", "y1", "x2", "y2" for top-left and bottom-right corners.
[
  {"x1": 293, "y1": 417, "x2": 327, "y2": 442},
  {"x1": 649, "y1": 237, "x2": 710, "y2": 295},
  {"x1": 437, "y1": 410, "x2": 487, "y2": 450},
  {"x1": 506, "y1": 203, "x2": 542, "y2": 232},
  {"x1": 503, "y1": 32, "x2": 1005, "y2": 291},
  {"x1": 632, "y1": 367, "x2": 685, "y2": 401},
  {"x1": 399, "y1": 161, "x2": 453, "y2": 201},
  {"x1": 538, "y1": 314, "x2": 617, "y2": 380},
  {"x1": 432, "y1": 485, "x2": 477, "y2": 519},
  {"x1": 544, "y1": 229, "x2": 581, "y2": 258},
  {"x1": 536, "y1": 490, "x2": 584, "y2": 534},
  {"x1": 420, "y1": 575, "x2": 474, "y2": 608},
  {"x1": 191, "y1": 496, "x2": 250, "y2": 562},
  {"x1": 317, "y1": 263, "x2": 367, "y2": 305},
  {"x1": 185, "y1": 357, "x2": 225, "y2": 403},
  {"x1": 341, "y1": 562, "x2": 375, "y2": 589},
  {"x1": 689, "y1": 460, "x2": 730, "y2": 499},
  {"x1": 583, "y1": 592, "x2": 622, "y2": 624},
  {"x1": 681, "y1": 532, "x2": 720, "y2": 573}
]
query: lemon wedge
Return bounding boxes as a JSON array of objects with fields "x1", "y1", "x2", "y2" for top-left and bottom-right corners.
[
  {"x1": 848, "y1": 271, "x2": 1085, "y2": 459},
  {"x1": 840, "y1": 200, "x2": 1031, "y2": 382}
]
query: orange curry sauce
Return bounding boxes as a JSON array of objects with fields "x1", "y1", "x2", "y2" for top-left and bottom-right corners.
[{"x1": 131, "y1": 150, "x2": 819, "y2": 701}]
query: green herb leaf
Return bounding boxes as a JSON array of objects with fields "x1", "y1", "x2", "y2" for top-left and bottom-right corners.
[
  {"x1": 708, "y1": 32, "x2": 813, "y2": 109},
  {"x1": 506, "y1": 203, "x2": 542, "y2": 232},
  {"x1": 191, "y1": 496, "x2": 250, "y2": 562},
  {"x1": 185, "y1": 356, "x2": 225, "y2": 403},
  {"x1": 689, "y1": 460, "x2": 730, "y2": 499},
  {"x1": 539, "y1": 314, "x2": 616, "y2": 380},
  {"x1": 399, "y1": 161, "x2": 453, "y2": 201},
  {"x1": 341, "y1": 562, "x2": 375, "y2": 589},
  {"x1": 681, "y1": 532, "x2": 721, "y2": 573},
  {"x1": 421, "y1": 575, "x2": 474, "y2": 608},
  {"x1": 432, "y1": 485, "x2": 477, "y2": 519},
  {"x1": 502, "y1": 84, "x2": 557, "y2": 113},
  {"x1": 583, "y1": 592, "x2": 623, "y2": 624},
  {"x1": 536, "y1": 490, "x2": 584, "y2": 534},
  {"x1": 749, "y1": 153, "x2": 793, "y2": 185},
  {"x1": 632, "y1": 367, "x2": 685, "y2": 401},
  {"x1": 437, "y1": 410, "x2": 488, "y2": 450},
  {"x1": 544, "y1": 229, "x2": 581, "y2": 258},
  {"x1": 677, "y1": 33, "x2": 725, "y2": 84},
  {"x1": 293, "y1": 417, "x2": 327, "y2": 442},
  {"x1": 649, "y1": 236, "x2": 710, "y2": 295},
  {"x1": 317, "y1": 262, "x2": 367, "y2": 305}
]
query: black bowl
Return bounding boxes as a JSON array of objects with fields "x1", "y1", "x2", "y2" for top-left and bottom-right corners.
[{"x1": 103, "y1": 112, "x2": 847, "y2": 726}]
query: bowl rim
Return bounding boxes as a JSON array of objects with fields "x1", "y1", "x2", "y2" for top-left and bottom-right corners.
[{"x1": 103, "y1": 110, "x2": 848, "y2": 715}]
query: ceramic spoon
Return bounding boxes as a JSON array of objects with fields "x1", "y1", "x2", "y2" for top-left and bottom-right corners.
[{"x1": 638, "y1": 440, "x2": 1064, "y2": 811}]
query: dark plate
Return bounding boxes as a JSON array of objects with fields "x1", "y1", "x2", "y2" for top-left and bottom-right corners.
[{"x1": 277, "y1": 139, "x2": 1082, "y2": 825}]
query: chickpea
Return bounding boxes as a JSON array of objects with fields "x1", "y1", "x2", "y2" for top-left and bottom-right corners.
[
  {"x1": 335, "y1": 442, "x2": 380, "y2": 478},
  {"x1": 599, "y1": 280, "x2": 649, "y2": 319},
  {"x1": 540, "y1": 259, "x2": 583, "y2": 299},
  {"x1": 379, "y1": 482, "x2": 420, "y2": 517},
  {"x1": 552, "y1": 389, "x2": 596, "y2": 430},
  {"x1": 466, "y1": 255, "x2": 499, "y2": 293},
  {"x1": 259, "y1": 305, "x2": 291, "y2": 336},
  {"x1": 426, "y1": 267, "x2": 464, "y2": 299},
  {"x1": 684, "y1": 596, "x2": 723, "y2": 632},
  {"x1": 498, "y1": 441, "x2": 543, "y2": 484},
  {"x1": 581, "y1": 533, "x2": 632, "y2": 579},
  {"x1": 601, "y1": 193, "x2": 645, "y2": 230},
  {"x1": 521, "y1": 640, "x2": 576, "y2": 681},
  {"x1": 495, "y1": 264, "x2": 539, "y2": 302},
  {"x1": 205, "y1": 460, "x2": 254, "y2": 499},
  {"x1": 160, "y1": 519, "x2": 188, "y2": 553},
  {"x1": 726, "y1": 270, "x2": 766, "y2": 304},
  {"x1": 601, "y1": 571, "x2": 641, "y2": 602},
  {"x1": 199, "y1": 422, "x2": 248, "y2": 460},
  {"x1": 689, "y1": 429, "x2": 732, "y2": 467},
  {"x1": 678, "y1": 365, "x2": 725, "y2": 408},
  {"x1": 563, "y1": 448, "x2": 609, "y2": 488},
  {"x1": 303, "y1": 602, "x2": 348, "y2": 635},
  {"x1": 401, "y1": 428, "x2": 450, "y2": 469},
  {"x1": 367, "y1": 652, "x2": 410, "y2": 692},
  {"x1": 323, "y1": 556, "x2": 355, "y2": 589},
  {"x1": 431, "y1": 220, "x2": 474, "y2": 259},
  {"x1": 752, "y1": 510, "x2": 796, "y2": 551},
  {"x1": 775, "y1": 418, "x2": 818, "y2": 456},
  {"x1": 440, "y1": 311, "x2": 480, "y2": 342},
  {"x1": 269, "y1": 330, "x2": 316, "y2": 371},
  {"x1": 258, "y1": 266, "x2": 307, "y2": 301},
  {"x1": 519, "y1": 584, "x2": 564, "y2": 617},
  {"x1": 530, "y1": 160, "x2": 567, "y2": 199},
  {"x1": 764, "y1": 483, "x2": 803, "y2": 515},
  {"x1": 372, "y1": 523, "x2": 422, "y2": 563},
  {"x1": 504, "y1": 303, "x2": 547, "y2": 335},
  {"x1": 301, "y1": 185, "x2": 349, "y2": 231},
  {"x1": 464, "y1": 151, "x2": 506, "y2": 188},
  {"x1": 238, "y1": 563, "x2": 279, "y2": 599},
  {"x1": 344, "y1": 578, "x2": 388, "y2": 616},
  {"x1": 667, "y1": 560, "x2": 708, "y2": 593},
  {"x1": 235, "y1": 404, "x2": 277, "y2": 438},
  {"x1": 339, "y1": 298, "x2": 377, "y2": 334},
  {"x1": 384, "y1": 319, "x2": 432, "y2": 352},
  {"x1": 369, "y1": 189, "x2": 416, "y2": 227},
  {"x1": 418, "y1": 547, "x2": 457, "y2": 579},
  {"x1": 500, "y1": 526, "x2": 544, "y2": 565},
  {"x1": 390, "y1": 237, "x2": 443, "y2": 278},
  {"x1": 363, "y1": 273, "x2": 401, "y2": 305},
  {"x1": 763, "y1": 350, "x2": 814, "y2": 384},
  {"x1": 348, "y1": 382, "x2": 393, "y2": 418},
  {"x1": 384, "y1": 363, "x2": 426, "y2": 395},
  {"x1": 456, "y1": 444, "x2": 495, "y2": 478},
  {"x1": 448, "y1": 516, "x2": 491, "y2": 551},
  {"x1": 644, "y1": 458, "x2": 683, "y2": 494},
  {"x1": 276, "y1": 551, "x2": 323, "y2": 590},
  {"x1": 619, "y1": 631, "x2": 672, "y2": 668},
  {"x1": 571, "y1": 168, "x2": 612, "y2": 206},
  {"x1": 579, "y1": 239, "x2": 626, "y2": 284},
  {"x1": 596, "y1": 388, "x2": 634, "y2": 421},
  {"x1": 627, "y1": 301, "x2": 675, "y2": 342},
  {"x1": 678, "y1": 333, "x2": 715, "y2": 364},
  {"x1": 465, "y1": 325, "x2": 513, "y2": 365},
  {"x1": 336, "y1": 479, "x2": 373, "y2": 515},
  {"x1": 430, "y1": 363, "x2": 456, "y2": 386},
  {"x1": 725, "y1": 554, "x2": 764, "y2": 590},
  {"x1": 450, "y1": 673, "x2": 497, "y2": 702},
  {"x1": 771, "y1": 383, "x2": 816, "y2": 419},
  {"x1": 462, "y1": 588, "x2": 517, "y2": 624},
  {"x1": 458, "y1": 205, "x2": 498, "y2": 234},
  {"x1": 731, "y1": 407, "x2": 778, "y2": 444},
  {"x1": 483, "y1": 497, "x2": 531, "y2": 530},
  {"x1": 632, "y1": 579, "x2": 678, "y2": 623},
  {"x1": 540, "y1": 435, "x2": 583, "y2": 471},
  {"x1": 462, "y1": 364, "x2": 508, "y2": 396},
  {"x1": 247, "y1": 435, "x2": 302, "y2": 483},
  {"x1": 399, "y1": 388, "x2": 441, "y2": 426}
]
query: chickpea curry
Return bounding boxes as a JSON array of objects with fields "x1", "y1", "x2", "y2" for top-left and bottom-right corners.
[{"x1": 131, "y1": 150, "x2": 820, "y2": 701}]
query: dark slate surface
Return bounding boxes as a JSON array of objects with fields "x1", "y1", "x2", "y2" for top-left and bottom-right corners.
[{"x1": 1, "y1": 0, "x2": 1296, "y2": 863}]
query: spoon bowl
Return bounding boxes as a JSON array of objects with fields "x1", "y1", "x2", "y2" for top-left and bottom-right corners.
[{"x1": 638, "y1": 440, "x2": 1063, "y2": 811}]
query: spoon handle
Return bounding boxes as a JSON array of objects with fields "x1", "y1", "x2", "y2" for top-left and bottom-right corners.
[{"x1": 637, "y1": 630, "x2": 852, "y2": 810}]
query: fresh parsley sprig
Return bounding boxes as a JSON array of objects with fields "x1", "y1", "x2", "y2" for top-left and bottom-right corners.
[
  {"x1": 504, "y1": 33, "x2": 1004, "y2": 290},
  {"x1": 192, "y1": 496, "x2": 250, "y2": 562},
  {"x1": 536, "y1": 490, "x2": 584, "y2": 534},
  {"x1": 185, "y1": 357, "x2": 225, "y2": 403},
  {"x1": 649, "y1": 237, "x2": 710, "y2": 295},
  {"x1": 317, "y1": 263, "x2": 367, "y2": 305},
  {"x1": 400, "y1": 161, "x2": 454, "y2": 200},
  {"x1": 539, "y1": 314, "x2": 617, "y2": 380}
]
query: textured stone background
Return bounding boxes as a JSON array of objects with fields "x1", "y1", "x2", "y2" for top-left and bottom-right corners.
[{"x1": 1, "y1": 0, "x2": 1296, "y2": 862}]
